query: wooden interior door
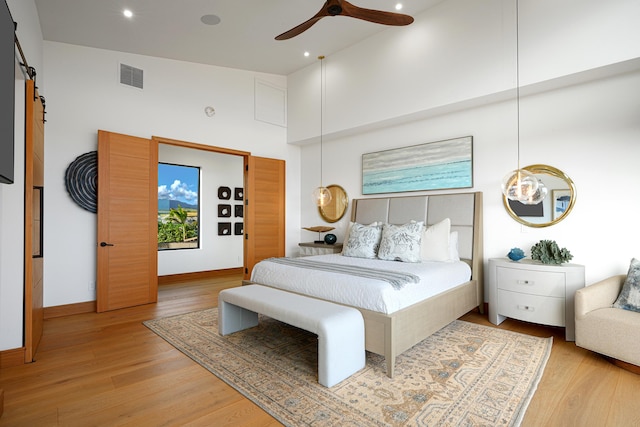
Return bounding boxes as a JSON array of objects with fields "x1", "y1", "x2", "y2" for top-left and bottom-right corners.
[
  {"x1": 24, "y1": 80, "x2": 45, "y2": 362},
  {"x1": 244, "y1": 156, "x2": 286, "y2": 280},
  {"x1": 97, "y1": 131, "x2": 158, "y2": 312}
]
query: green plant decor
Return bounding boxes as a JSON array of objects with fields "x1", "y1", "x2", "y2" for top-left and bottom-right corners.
[{"x1": 530, "y1": 240, "x2": 573, "y2": 264}]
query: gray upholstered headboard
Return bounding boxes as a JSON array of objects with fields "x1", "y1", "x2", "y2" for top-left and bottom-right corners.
[{"x1": 350, "y1": 192, "x2": 483, "y2": 282}]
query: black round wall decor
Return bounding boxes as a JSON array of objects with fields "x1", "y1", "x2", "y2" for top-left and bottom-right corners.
[{"x1": 65, "y1": 151, "x2": 98, "y2": 213}]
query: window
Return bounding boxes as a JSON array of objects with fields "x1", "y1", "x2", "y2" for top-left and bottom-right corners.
[{"x1": 158, "y1": 163, "x2": 200, "y2": 250}]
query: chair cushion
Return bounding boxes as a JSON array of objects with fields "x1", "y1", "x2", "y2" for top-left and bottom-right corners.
[
  {"x1": 613, "y1": 258, "x2": 640, "y2": 313},
  {"x1": 576, "y1": 306, "x2": 640, "y2": 366}
]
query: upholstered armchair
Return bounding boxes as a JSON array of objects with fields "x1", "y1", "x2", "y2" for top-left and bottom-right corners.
[{"x1": 575, "y1": 275, "x2": 640, "y2": 368}]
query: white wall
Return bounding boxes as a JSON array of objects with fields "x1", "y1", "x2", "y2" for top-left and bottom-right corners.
[
  {"x1": 157, "y1": 144, "x2": 244, "y2": 276},
  {"x1": 294, "y1": 0, "x2": 640, "y2": 292},
  {"x1": 289, "y1": 0, "x2": 640, "y2": 143},
  {"x1": 42, "y1": 42, "x2": 299, "y2": 308},
  {"x1": 3, "y1": 0, "x2": 637, "y2": 352},
  {"x1": 1, "y1": 0, "x2": 43, "y2": 352}
]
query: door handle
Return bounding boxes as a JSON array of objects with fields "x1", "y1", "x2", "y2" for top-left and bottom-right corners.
[{"x1": 100, "y1": 242, "x2": 114, "y2": 247}]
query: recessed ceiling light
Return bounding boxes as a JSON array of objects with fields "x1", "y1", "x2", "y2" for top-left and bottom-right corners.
[
  {"x1": 200, "y1": 14, "x2": 221, "y2": 26},
  {"x1": 304, "y1": 51, "x2": 310, "y2": 57},
  {"x1": 123, "y1": 9, "x2": 133, "y2": 18},
  {"x1": 395, "y1": 3, "x2": 403, "y2": 11}
]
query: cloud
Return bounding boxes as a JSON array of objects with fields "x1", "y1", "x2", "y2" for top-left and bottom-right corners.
[{"x1": 158, "y1": 180, "x2": 198, "y2": 202}]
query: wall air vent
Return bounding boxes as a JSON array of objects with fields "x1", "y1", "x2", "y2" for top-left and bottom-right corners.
[{"x1": 119, "y1": 63, "x2": 144, "y2": 89}]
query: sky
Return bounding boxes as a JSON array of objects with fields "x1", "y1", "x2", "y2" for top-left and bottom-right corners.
[{"x1": 158, "y1": 163, "x2": 199, "y2": 204}]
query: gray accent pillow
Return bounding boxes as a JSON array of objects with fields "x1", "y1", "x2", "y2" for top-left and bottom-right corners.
[
  {"x1": 613, "y1": 258, "x2": 640, "y2": 313},
  {"x1": 342, "y1": 222, "x2": 383, "y2": 259},
  {"x1": 378, "y1": 222, "x2": 424, "y2": 263}
]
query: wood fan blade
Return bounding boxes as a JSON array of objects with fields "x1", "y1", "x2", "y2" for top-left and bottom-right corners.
[
  {"x1": 275, "y1": 0, "x2": 414, "y2": 40},
  {"x1": 275, "y1": 1, "x2": 336, "y2": 40},
  {"x1": 341, "y1": 0, "x2": 414, "y2": 26},
  {"x1": 275, "y1": 16, "x2": 325, "y2": 40}
]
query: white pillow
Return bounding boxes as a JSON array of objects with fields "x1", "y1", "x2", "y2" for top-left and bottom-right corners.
[
  {"x1": 420, "y1": 218, "x2": 451, "y2": 262},
  {"x1": 342, "y1": 222, "x2": 383, "y2": 259},
  {"x1": 377, "y1": 221, "x2": 424, "y2": 263},
  {"x1": 449, "y1": 231, "x2": 460, "y2": 261}
]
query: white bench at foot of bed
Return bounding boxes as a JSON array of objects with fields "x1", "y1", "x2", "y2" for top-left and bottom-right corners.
[{"x1": 218, "y1": 284, "x2": 365, "y2": 387}]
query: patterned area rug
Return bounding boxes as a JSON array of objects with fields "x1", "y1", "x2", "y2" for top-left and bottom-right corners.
[{"x1": 144, "y1": 309, "x2": 551, "y2": 426}]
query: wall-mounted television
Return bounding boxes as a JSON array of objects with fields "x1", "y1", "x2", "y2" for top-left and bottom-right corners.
[{"x1": 0, "y1": 0, "x2": 15, "y2": 184}]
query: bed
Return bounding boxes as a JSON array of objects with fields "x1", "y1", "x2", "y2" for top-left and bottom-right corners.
[{"x1": 249, "y1": 191, "x2": 483, "y2": 377}]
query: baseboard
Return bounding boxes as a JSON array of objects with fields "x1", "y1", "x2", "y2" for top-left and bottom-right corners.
[
  {"x1": 159, "y1": 268, "x2": 243, "y2": 285},
  {"x1": 0, "y1": 347, "x2": 25, "y2": 368},
  {"x1": 44, "y1": 301, "x2": 96, "y2": 319},
  {"x1": 604, "y1": 356, "x2": 640, "y2": 375},
  {"x1": 41, "y1": 270, "x2": 242, "y2": 317}
]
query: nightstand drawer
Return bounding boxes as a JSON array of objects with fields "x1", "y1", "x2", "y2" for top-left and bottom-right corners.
[
  {"x1": 299, "y1": 242, "x2": 343, "y2": 256},
  {"x1": 496, "y1": 266, "x2": 565, "y2": 297},
  {"x1": 497, "y1": 289, "x2": 565, "y2": 326}
]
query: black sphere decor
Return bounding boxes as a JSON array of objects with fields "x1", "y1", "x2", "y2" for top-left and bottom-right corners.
[
  {"x1": 324, "y1": 233, "x2": 337, "y2": 245},
  {"x1": 65, "y1": 151, "x2": 98, "y2": 213}
]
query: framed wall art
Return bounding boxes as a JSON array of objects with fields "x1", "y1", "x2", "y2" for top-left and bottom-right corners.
[
  {"x1": 234, "y1": 222, "x2": 244, "y2": 236},
  {"x1": 552, "y1": 189, "x2": 571, "y2": 220},
  {"x1": 362, "y1": 136, "x2": 473, "y2": 195},
  {"x1": 218, "y1": 204, "x2": 231, "y2": 217},
  {"x1": 234, "y1": 187, "x2": 244, "y2": 201},
  {"x1": 507, "y1": 199, "x2": 543, "y2": 217},
  {"x1": 218, "y1": 222, "x2": 231, "y2": 236},
  {"x1": 218, "y1": 186, "x2": 231, "y2": 200}
]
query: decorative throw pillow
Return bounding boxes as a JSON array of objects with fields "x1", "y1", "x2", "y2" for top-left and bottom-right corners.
[
  {"x1": 449, "y1": 231, "x2": 460, "y2": 261},
  {"x1": 377, "y1": 221, "x2": 425, "y2": 263},
  {"x1": 420, "y1": 218, "x2": 451, "y2": 262},
  {"x1": 613, "y1": 258, "x2": 640, "y2": 313},
  {"x1": 342, "y1": 222, "x2": 383, "y2": 259}
]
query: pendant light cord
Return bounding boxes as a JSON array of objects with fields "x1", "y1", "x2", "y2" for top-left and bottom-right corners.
[
  {"x1": 515, "y1": 0, "x2": 521, "y2": 171},
  {"x1": 319, "y1": 55, "x2": 325, "y2": 188}
]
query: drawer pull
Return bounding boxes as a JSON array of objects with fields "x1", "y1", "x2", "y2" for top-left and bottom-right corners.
[
  {"x1": 517, "y1": 280, "x2": 534, "y2": 285},
  {"x1": 517, "y1": 305, "x2": 535, "y2": 312}
]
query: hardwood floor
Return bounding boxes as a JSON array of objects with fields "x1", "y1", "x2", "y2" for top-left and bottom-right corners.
[{"x1": 1, "y1": 275, "x2": 638, "y2": 426}]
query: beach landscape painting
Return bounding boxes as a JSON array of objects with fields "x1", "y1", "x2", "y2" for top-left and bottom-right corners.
[{"x1": 362, "y1": 136, "x2": 473, "y2": 195}]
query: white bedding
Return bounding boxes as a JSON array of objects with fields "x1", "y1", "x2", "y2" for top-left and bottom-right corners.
[{"x1": 250, "y1": 254, "x2": 472, "y2": 314}]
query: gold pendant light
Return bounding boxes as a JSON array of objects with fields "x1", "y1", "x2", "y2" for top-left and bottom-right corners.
[
  {"x1": 501, "y1": 0, "x2": 539, "y2": 202},
  {"x1": 313, "y1": 55, "x2": 332, "y2": 207}
]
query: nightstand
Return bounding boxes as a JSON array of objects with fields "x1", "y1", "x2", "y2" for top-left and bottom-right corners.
[
  {"x1": 298, "y1": 242, "x2": 343, "y2": 256},
  {"x1": 488, "y1": 257, "x2": 585, "y2": 341}
]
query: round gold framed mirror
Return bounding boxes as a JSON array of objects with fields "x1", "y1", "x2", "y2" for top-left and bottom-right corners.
[
  {"x1": 503, "y1": 164, "x2": 576, "y2": 228},
  {"x1": 318, "y1": 184, "x2": 348, "y2": 223}
]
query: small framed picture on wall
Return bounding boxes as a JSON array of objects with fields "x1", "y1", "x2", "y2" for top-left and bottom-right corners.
[
  {"x1": 218, "y1": 204, "x2": 231, "y2": 217},
  {"x1": 234, "y1": 222, "x2": 244, "y2": 236},
  {"x1": 234, "y1": 187, "x2": 244, "y2": 201},
  {"x1": 218, "y1": 222, "x2": 231, "y2": 236},
  {"x1": 218, "y1": 186, "x2": 231, "y2": 200}
]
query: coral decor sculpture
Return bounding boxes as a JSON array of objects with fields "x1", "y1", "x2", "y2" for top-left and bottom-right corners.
[{"x1": 530, "y1": 240, "x2": 573, "y2": 265}]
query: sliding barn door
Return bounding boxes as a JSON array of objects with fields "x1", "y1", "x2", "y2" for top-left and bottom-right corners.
[
  {"x1": 97, "y1": 131, "x2": 158, "y2": 312},
  {"x1": 244, "y1": 156, "x2": 286, "y2": 280},
  {"x1": 24, "y1": 79, "x2": 45, "y2": 362}
]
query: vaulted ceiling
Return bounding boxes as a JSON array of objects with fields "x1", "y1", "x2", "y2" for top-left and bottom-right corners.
[{"x1": 34, "y1": 0, "x2": 444, "y2": 75}]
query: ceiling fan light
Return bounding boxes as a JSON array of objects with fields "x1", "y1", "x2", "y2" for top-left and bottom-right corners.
[
  {"x1": 502, "y1": 169, "x2": 539, "y2": 202},
  {"x1": 313, "y1": 186, "x2": 332, "y2": 207}
]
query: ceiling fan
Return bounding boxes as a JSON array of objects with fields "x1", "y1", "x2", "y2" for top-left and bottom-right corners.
[{"x1": 275, "y1": 0, "x2": 414, "y2": 40}]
